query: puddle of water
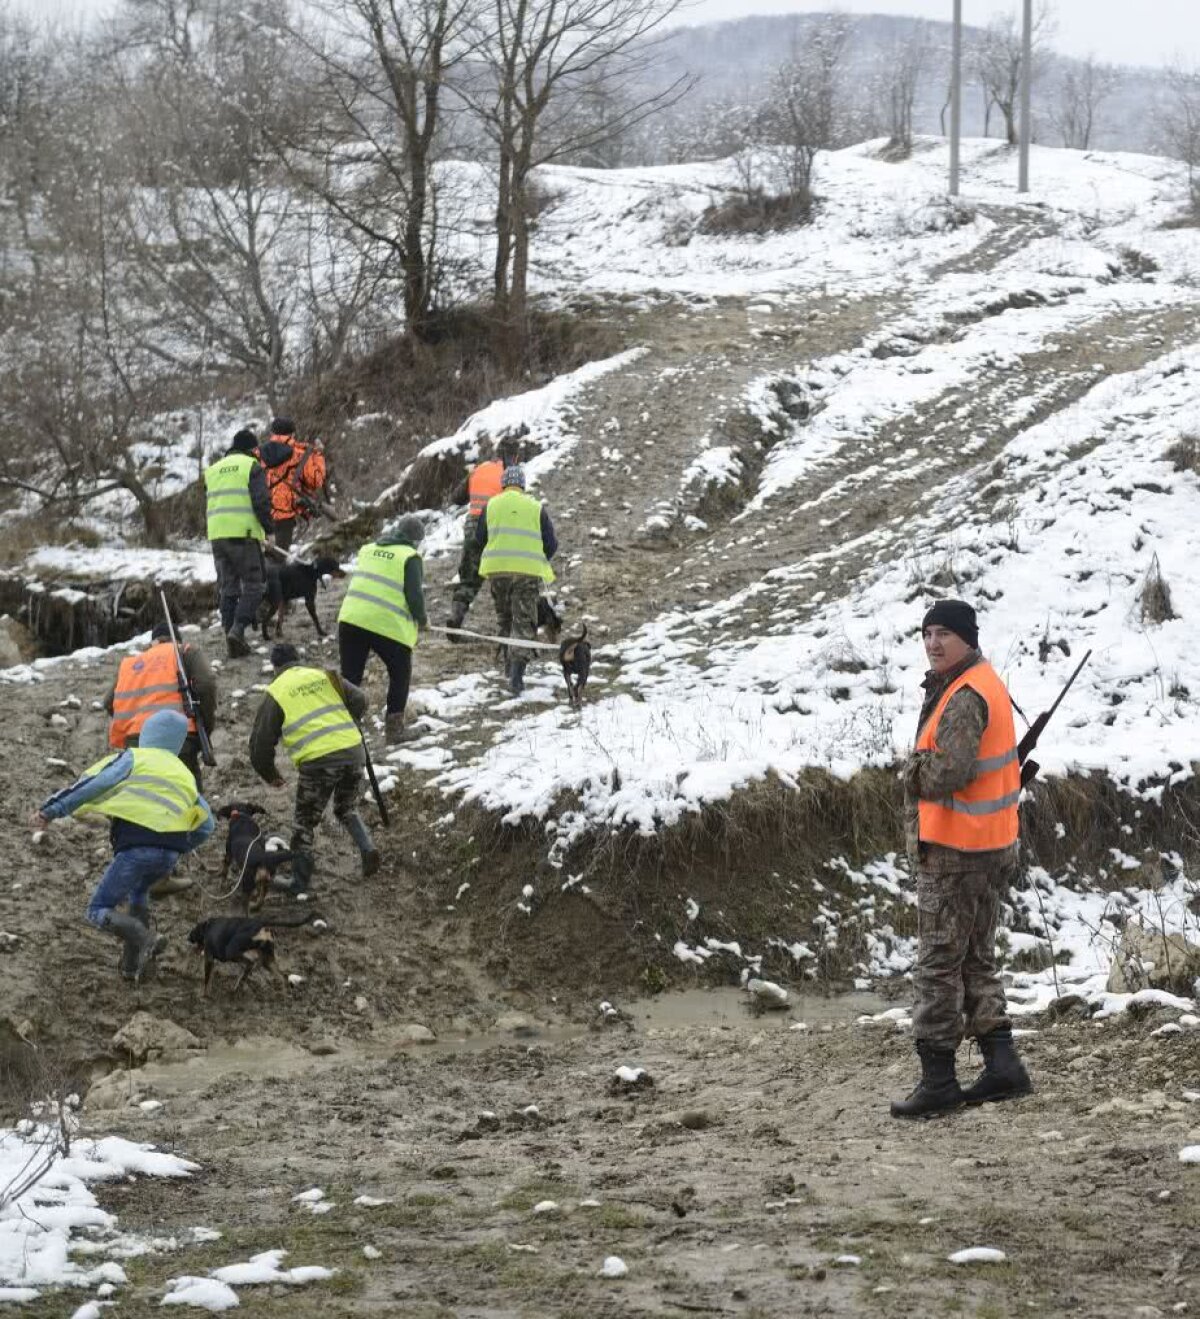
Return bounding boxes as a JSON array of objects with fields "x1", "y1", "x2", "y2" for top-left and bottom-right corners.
[
  {"x1": 124, "y1": 990, "x2": 891, "y2": 1098},
  {"x1": 637, "y1": 986, "x2": 889, "y2": 1033}
]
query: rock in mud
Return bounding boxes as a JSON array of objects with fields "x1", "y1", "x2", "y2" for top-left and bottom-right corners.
[
  {"x1": 111, "y1": 1012, "x2": 202, "y2": 1064},
  {"x1": 1046, "y1": 993, "x2": 1090, "y2": 1020},
  {"x1": 494, "y1": 1011, "x2": 537, "y2": 1035},
  {"x1": 1107, "y1": 924, "x2": 1200, "y2": 996},
  {"x1": 396, "y1": 1023, "x2": 436, "y2": 1045},
  {"x1": 86, "y1": 1068, "x2": 146, "y2": 1111},
  {"x1": 610, "y1": 1065, "x2": 653, "y2": 1093}
]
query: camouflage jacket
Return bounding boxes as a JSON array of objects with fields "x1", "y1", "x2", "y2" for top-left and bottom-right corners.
[{"x1": 903, "y1": 651, "x2": 1020, "y2": 875}]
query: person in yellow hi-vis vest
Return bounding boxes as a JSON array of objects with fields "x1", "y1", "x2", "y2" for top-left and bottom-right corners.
[
  {"x1": 250, "y1": 643, "x2": 379, "y2": 896},
  {"x1": 31, "y1": 710, "x2": 214, "y2": 982},
  {"x1": 474, "y1": 465, "x2": 557, "y2": 696},
  {"x1": 204, "y1": 428, "x2": 274, "y2": 658},
  {"x1": 338, "y1": 515, "x2": 427, "y2": 746}
]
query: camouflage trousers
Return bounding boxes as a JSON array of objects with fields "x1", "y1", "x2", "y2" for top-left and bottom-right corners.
[
  {"x1": 489, "y1": 574, "x2": 539, "y2": 660},
  {"x1": 451, "y1": 523, "x2": 484, "y2": 612},
  {"x1": 912, "y1": 867, "x2": 1014, "y2": 1049},
  {"x1": 290, "y1": 761, "x2": 364, "y2": 882}
]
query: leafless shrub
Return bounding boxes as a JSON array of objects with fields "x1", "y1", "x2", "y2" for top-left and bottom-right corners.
[
  {"x1": 1164, "y1": 433, "x2": 1200, "y2": 474},
  {"x1": 1139, "y1": 553, "x2": 1176, "y2": 625}
]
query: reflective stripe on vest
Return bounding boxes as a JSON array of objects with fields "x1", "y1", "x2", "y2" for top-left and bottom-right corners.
[
  {"x1": 204, "y1": 453, "x2": 264, "y2": 541},
  {"x1": 337, "y1": 543, "x2": 419, "y2": 647},
  {"x1": 109, "y1": 643, "x2": 195, "y2": 748},
  {"x1": 468, "y1": 461, "x2": 505, "y2": 520},
  {"x1": 268, "y1": 666, "x2": 362, "y2": 766},
  {"x1": 75, "y1": 747, "x2": 205, "y2": 832},
  {"x1": 480, "y1": 489, "x2": 555, "y2": 583},
  {"x1": 915, "y1": 660, "x2": 1020, "y2": 852}
]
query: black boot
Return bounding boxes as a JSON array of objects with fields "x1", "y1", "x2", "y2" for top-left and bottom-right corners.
[
  {"x1": 962, "y1": 1027, "x2": 1033, "y2": 1104},
  {"x1": 343, "y1": 813, "x2": 381, "y2": 879},
  {"x1": 226, "y1": 621, "x2": 252, "y2": 658},
  {"x1": 509, "y1": 658, "x2": 527, "y2": 696},
  {"x1": 445, "y1": 602, "x2": 467, "y2": 640},
  {"x1": 890, "y1": 1042, "x2": 965, "y2": 1119},
  {"x1": 104, "y1": 911, "x2": 166, "y2": 983},
  {"x1": 278, "y1": 850, "x2": 315, "y2": 897}
]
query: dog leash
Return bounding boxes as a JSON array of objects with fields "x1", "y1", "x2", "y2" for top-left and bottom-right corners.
[
  {"x1": 429, "y1": 624, "x2": 564, "y2": 652},
  {"x1": 192, "y1": 823, "x2": 264, "y2": 904}
]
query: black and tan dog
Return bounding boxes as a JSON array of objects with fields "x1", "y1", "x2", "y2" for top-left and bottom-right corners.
[
  {"x1": 260, "y1": 555, "x2": 346, "y2": 639},
  {"x1": 215, "y1": 803, "x2": 293, "y2": 914},
  {"x1": 187, "y1": 914, "x2": 316, "y2": 996},
  {"x1": 559, "y1": 624, "x2": 591, "y2": 709}
]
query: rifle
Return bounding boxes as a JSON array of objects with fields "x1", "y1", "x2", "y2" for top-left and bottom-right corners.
[
  {"x1": 159, "y1": 590, "x2": 216, "y2": 767},
  {"x1": 329, "y1": 670, "x2": 389, "y2": 828},
  {"x1": 1016, "y1": 649, "x2": 1092, "y2": 789}
]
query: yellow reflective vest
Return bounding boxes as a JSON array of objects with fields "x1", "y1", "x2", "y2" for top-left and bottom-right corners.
[
  {"x1": 205, "y1": 453, "x2": 265, "y2": 541},
  {"x1": 75, "y1": 748, "x2": 206, "y2": 832},
  {"x1": 338, "y1": 542, "x2": 419, "y2": 648},
  {"x1": 268, "y1": 666, "x2": 362, "y2": 766},
  {"x1": 480, "y1": 489, "x2": 554, "y2": 583}
]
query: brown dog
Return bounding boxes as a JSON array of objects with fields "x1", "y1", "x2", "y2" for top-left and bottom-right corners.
[{"x1": 559, "y1": 624, "x2": 591, "y2": 709}]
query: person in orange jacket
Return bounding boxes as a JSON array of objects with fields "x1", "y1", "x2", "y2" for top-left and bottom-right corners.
[
  {"x1": 892, "y1": 599, "x2": 1031, "y2": 1120},
  {"x1": 260, "y1": 418, "x2": 329, "y2": 551}
]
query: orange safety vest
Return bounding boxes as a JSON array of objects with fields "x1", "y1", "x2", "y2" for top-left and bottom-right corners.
[
  {"x1": 109, "y1": 642, "x2": 196, "y2": 748},
  {"x1": 915, "y1": 660, "x2": 1020, "y2": 853},
  {"x1": 468, "y1": 461, "x2": 505, "y2": 520}
]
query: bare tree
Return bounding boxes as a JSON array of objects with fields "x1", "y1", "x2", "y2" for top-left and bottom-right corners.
[
  {"x1": 464, "y1": 0, "x2": 691, "y2": 354},
  {"x1": 974, "y1": 3, "x2": 1054, "y2": 147},
  {"x1": 760, "y1": 14, "x2": 855, "y2": 199},
  {"x1": 884, "y1": 21, "x2": 932, "y2": 156},
  {"x1": 1159, "y1": 65, "x2": 1200, "y2": 211},
  {"x1": 1052, "y1": 54, "x2": 1120, "y2": 150},
  {"x1": 276, "y1": 0, "x2": 482, "y2": 345}
]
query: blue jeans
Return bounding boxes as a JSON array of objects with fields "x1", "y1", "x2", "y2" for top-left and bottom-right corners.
[{"x1": 86, "y1": 847, "x2": 181, "y2": 928}]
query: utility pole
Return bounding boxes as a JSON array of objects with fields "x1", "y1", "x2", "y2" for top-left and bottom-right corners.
[
  {"x1": 1018, "y1": 0, "x2": 1033, "y2": 192},
  {"x1": 950, "y1": 0, "x2": 963, "y2": 196}
]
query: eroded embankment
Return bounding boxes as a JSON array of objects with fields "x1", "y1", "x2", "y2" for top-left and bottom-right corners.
[{"x1": 446, "y1": 768, "x2": 1200, "y2": 996}]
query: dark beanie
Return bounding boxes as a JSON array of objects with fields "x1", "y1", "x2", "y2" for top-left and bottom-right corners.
[
  {"x1": 150, "y1": 621, "x2": 172, "y2": 642},
  {"x1": 230, "y1": 428, "x2": 258, "y2": 453},
  {"x1": 270, "y1": 416, "x2": 296, "y2": 436},
  {"x1": 270, "y1": 643, "x2": 301, "y2": 669},
  {"x1": 921, "y1": 599, "x2": 979, "y2": 649}
]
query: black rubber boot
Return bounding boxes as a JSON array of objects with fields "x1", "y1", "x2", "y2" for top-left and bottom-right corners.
[
  {"x1": 343, "y1": 813, "x2": 381, "y2": 879},
  {"x1": 104, "y1": 911, "x2": 166, "y2": 983},
  {"x1": 279, "y1": 850, "x2": 315, "y2": 897},
  {"x1": 962, "y1": 1027, "x2": 1033, "y2": 1104},
  {"x1": 509, "y1": 659, "x2": 527, "y2": 696},
  {"x1": 890, "y1": 1042, "x2": 965, "y2": 1119},
  {"x1": 226, "y1": 621, "x2": 252, "y2": 658},
  {"x1": 445, "y1": 602, "x2": 467, "y2": 640}
]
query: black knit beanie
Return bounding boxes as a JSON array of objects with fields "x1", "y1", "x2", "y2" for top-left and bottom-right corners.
[
  {"x1": 230, "y1": 428, "x2": 258, "y2": 453},
  {"x1": 921, "y1": 599, "x2": 979, "y2": 649},
  {"x1": 270, "y1": 643, "x2": 301, "y2": 670},
  {"x1": 270, "y1": 416, "x2": 296, "y2": 436}
]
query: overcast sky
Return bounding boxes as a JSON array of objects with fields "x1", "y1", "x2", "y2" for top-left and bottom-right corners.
[{"x1": 30, "y1": 0, "x2": 1200, "y2": 70}]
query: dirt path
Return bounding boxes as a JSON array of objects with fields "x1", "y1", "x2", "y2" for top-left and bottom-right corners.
[{"x1": 42, "y1": 992, "x2": 1200, "y2": 1318}]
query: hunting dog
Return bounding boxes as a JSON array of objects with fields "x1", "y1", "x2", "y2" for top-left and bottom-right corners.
[
  {"x1": 215, "y1": 803, "x2": 293, "y2": 914},
  {"x1": 559, "y1": 624, "x2": 591, "y2": 709},
  {"x1": 259, "y1": 555, "x2": 346, "y2": 639},
  {"x1": 187, "y1": 913, "x2": 316, "y2": 996},
  {"x1": 537, "y1": 595, "x2": 563, "y2": 643}
]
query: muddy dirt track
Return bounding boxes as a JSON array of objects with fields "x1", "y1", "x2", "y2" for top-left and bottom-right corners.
[{"x1": 2, "y1": 631, "x2": 1198, "y2": 1318}]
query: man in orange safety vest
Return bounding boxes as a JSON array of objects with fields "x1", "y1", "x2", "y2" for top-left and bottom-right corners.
[{"x1": 891, "y1": 599, "x2": 1032, "y2": 1119}]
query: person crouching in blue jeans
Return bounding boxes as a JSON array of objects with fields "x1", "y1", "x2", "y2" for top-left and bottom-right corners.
[{"x1": 31, "y1": 709, "x2": 214, "y2": 982}]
